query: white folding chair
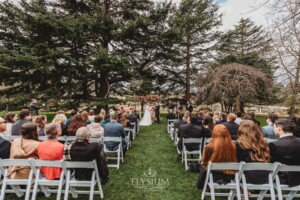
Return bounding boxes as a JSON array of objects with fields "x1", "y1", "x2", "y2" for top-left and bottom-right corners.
[
  {"x1": 173, "y1": 127, "x2": 179, "y2": 147},
  {"x1": 275, "y1": 164, "x2": 300, "y2": 200},
  {"x1": 130, "y1": 122, "x2": 137, "y2": 140},
  {"x1": 167, "y1": 119, "x2": 175, "y2": 135},
  {"x1": 124, "y1": 128, "x2": 131, "y2": 150},
  {"x1": 38, "y1": 136, "x2": 47, "y2": 141},
  {"x1": 63, "y1": 160, "x2": 104, "y2": 200},
  {"x1": 89, "y1": 136, "x2": 103, "y2": 144},
  {"x1": 0, "y1": 159, "x2": 34, "y2": 200},
  {"x1": 0, "y1": 135, "x2": 13, "y2": 142},
  {"x1": 103, "y1": 137, "x2": 124, "y2": 169},
  {"x1": 64, "y1": 136, "x2": 77, "y2": 144},
  {"x1": 182, "y1": 138, "x2": 203, "y2": 170},
  {"x1": 10, "y1": 135, "x2": 21, "y2": 141},
  {"x1": 265, "y1": 138, "x2": 278, "y2": 143},
  {"x1": 241, "y1": 162, "x2": 279, "y2": 200},
  {"x1": 31, "y1": 160, "x2": 65, "y2": 200},
  {"x1": 201, "y1": 162, "x2": 244, "y2": 200}
]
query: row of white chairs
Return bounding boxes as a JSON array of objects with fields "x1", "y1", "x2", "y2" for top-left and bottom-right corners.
[
  {"x1": 0, "y1": 159, "x2": 103, "y2": 200},
  {"x1": 202, "y1": 161, "x2": 300, "y2": 200}
]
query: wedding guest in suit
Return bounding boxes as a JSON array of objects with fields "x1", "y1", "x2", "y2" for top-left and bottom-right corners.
[
  {"x1": 0, "y1": 117, "x2": 11, "y2": 159},
  {"x1": 236, "y1": 120, "x2": 270, "y2": 184},
  {"x1": 37, "y1": 123, "x2": 64, "y2": 180},
  {"x1": 28, "y1": 99, "x2": 45, "y2": 116},
  {"x1": 269, "y1": 119, "x2": 300, "y2": 187},
  {"x1": 154, "y1": 103, "x2": 160, "y2": 123},
  {"x1": 63, "y1": 127, "x2": 109, "y2": 184},
  {"x1": 293, "y1": 117, "x2": 300, "y2": 138},
  {"x1": 174, "y1": 111, "x2": 187, "y2": 130},
  {"x1": 215, "y1": 113, "x2": 227, "y2": 124},
  {"x1": 103, "y1": 111, "x2": 127, "y2": 154},
  {"x1": 177, "y1": 113, "x2": 204, "y2": 152},
  {"x1": 223, "y1": 113, "x2": 239, "y2": 140},
  {"x1": 261, "y1": 113, "x2": 279, "y2": 139},
  {"x1": 197, "y1": 124, "x2": 237, "y2": 189},
  {"x1": 167, "y1": 109, "x2": 176, "y2": 125},
  {"x1": 1, "y1": 113, "x2": 18, "y2": 136},
  {"x1": 8, "y1": 123, "x2": 40, "y2": 179},
  {"x1": 11, "y1": 110, "x2": 32, "y2": 136}
]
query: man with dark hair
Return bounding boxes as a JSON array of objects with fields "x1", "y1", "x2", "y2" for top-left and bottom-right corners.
[
  {"x1": 177, "y1": 113, "x2": 204, "y2": 152},
  {"x1": 223, "y1": 113, "x2": 239, "y2": 140},
  {"x1": 0, "y1": 117, "x2": 11, "y2": 159},
  {"x1": 11, "y1": 110, "x2": 31, "y2": 135},
  {"x1": 215, "y1": 113, "x2": 227, "y2": 124},
  {"x1": 269, "y1": 119, "x2": 300, "y2": 187},
  {"x1": 28, "y1": 99, "x2": 45, "y2": 116},
  {"x1": 261, "y1": 113, "x2": 279, "y2": 139},
  {"x1": 234, "y1": 111, "x2": 242, "y2": 125}
]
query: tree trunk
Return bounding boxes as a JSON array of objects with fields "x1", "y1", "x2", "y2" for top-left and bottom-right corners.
[
  {"x1": 185, "y1": 36, "x2": 191, "y2": 103},
  {"x1": 235, "y1": 95, "x2": 241, "y2": 112},
  {"x1": 289, "y1": 54, "x2": 300, "y2": 116}
]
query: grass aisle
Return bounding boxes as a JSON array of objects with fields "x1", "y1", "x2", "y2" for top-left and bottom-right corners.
[{"x1": 104, "y1": 122, "x2": 200, "y2": 200}]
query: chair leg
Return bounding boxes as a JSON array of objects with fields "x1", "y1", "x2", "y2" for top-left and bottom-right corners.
[
  {"x1": 32, "y1": 170, "x2": 40, "y2": 200},
  {"x1": 64, "y1": 171, "x2": 71, "y2": 200},
  {"x1": 89, "y1": 173, "x2": 95, "y2": 200},
  {"x1": 0, "y1": 178, "x2": 7, "y2": 200},
  {"x1": 56, "y1": 171, "x2": 65, "y2": 200}
]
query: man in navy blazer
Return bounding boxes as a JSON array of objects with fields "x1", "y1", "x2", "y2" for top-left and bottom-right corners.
[
  {"x1": 103, "y1": 111, "x2": 127, "y2": 154},
  {"x1": 269, "y1": 119, "x2": 300, "y2": 187}
]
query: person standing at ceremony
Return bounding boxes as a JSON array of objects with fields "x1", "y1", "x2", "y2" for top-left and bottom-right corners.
[
  {"x1": 0, "y1": 117, "x2": 11, "y2": 159},
  {"x1": 187, "y1": 102, "x2": 193, "y2": 113},
  {"x1": 155, "y1": 103, "x2": 160, "y2": 124},
  {"x1": 28, "y1": 99, "x2": 45, "y2": 116},
  {"x1": 269, "y1": 119, "x2": 300, "y2": 187}
]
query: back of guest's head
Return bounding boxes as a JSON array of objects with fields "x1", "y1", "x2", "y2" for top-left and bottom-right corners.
[
  {"x1": 266, "y1": 113, "x2": 279, "y2": 124},
  {"x1": 202, "y1": 115, "x2": 214, "y2": 131},
  {"x1": 34, "y1": 115, "x2": 47, "y2": 128},
  {"x1": 243, "y1": 114, "x2": 253, "y2": 121},
  {"x1": 31, "y1": 99, "x2": 37, "y2": 103},
  {"x1": 94, "y1": 115, "x2": 103, "y2": 123},
  {"x1": 178, "y1": 111, "x2": 185, "y2": 120},
  {"x1": 169, "y1": 109, "x2": 174, "y2": 114},
  {"x1": 227, "y1": 113, "x2": 237, "y2": 122},
  {"x1": 19, "y1": 110, "x2": 30, "y2": 120},
  {"x1": 235, "y1": 111, "x2": 242, "y2": 118},
  {"x1": 52, "y1": 114, "x2": 67, "y2": 124},
  {"x1": 76, "y1": 127, "x2": 91, "y2": 141},
  {"x1": 45, "y1": 123, "x2": 61, "y2": 139},
  {"x1": 89, "y1": 110, "x2": 95, "y2": 116},
  {"x1": 5, "y1": 113, "x2": 17, "y2": 123},
  {"x1": 189, "y1": 113, "x2": 198, "y2": 124},
  {"x1": 205, "y1": 125, "x2": 236, "y2": 165},
  {"x1": 110, "y1": 111, "x2": 118, "y2": 120},
  {"x1": 184, "y1": 111, "x2": 190, "y2": 118},
  {"x1": 21, "y1": 123, "x2": 38, "y2": 140},
  {"x1": 70, "y1": 110, "x2": 77, "y2": 116},
  {"x1": 100, "y1": 109, "x2": 106, "y2": 118},
  {"x1": 68, "y1": 114, "x2": 86, "y2": 135},
  {"x1": 81, "y1": 111, "x2": 89, "y2": 121},
  {"x1": 274, "y1": 119, "x2": 296, "y2": 133},
  {"x1": 56, "y1": 110, "x2": 65, "y2": 114},
  {"x1": 220, "y1": 113, "x2": 227, "y2": 120},
  {"x1": 128, "y1": 110, "x2": 133, "y2": 115},
  {"x1": 249, "y1": 112, "x2": 256, "y2": 119},
  {"x1": 237, "y1": 120, "x2": 270, "y2": 162}
]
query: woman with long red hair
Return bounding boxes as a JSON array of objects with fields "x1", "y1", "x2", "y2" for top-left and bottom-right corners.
[
  {"x1": 197, "y1": 124, "x2": 237, "y2": 189},
  {"x1": 67, "y1": 114, "x2": 86, "y2": 136}
]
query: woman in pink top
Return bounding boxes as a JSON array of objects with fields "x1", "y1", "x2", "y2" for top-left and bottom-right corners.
[{"x1": 37, "y1": 123, "x2": 64, "y2": 180}]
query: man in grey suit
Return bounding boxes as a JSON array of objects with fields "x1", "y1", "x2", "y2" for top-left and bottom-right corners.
[
  {"x1": 103, "y1": 111, "x2": 127, "y2": 154},
  {"x1": 11, "y1": 110, "x2": 32, "y2": 135}
]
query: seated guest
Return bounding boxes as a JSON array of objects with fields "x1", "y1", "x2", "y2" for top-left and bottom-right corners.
[
  {"x1": 87, "y1": 115, "x2": 104, "y2": 138},
  {"x1": 215, "y1": 113, "x2": 227, "y2": 124},
  {"x1": 177, "y1": 113, "x2": 204, "y2": 152},
  {"x1": 63, "y1": 127, "x2": 109, "y2": 183},
  {"x1": 37, "y1": 123, "x2": 64, "y2": 180},
  {"x1": 52, "y1": 114, "x2": 67, "y2": 135},
  {"x1": 292, "y1": 117, "x2": 300, "y2": 138},
  {"x1": 11, "y1": 110, "x2": 32, "y2": 135},
  {"x1": 126, "y1": 110, "x2": 138, "y2": 133},
  {"x1": 174, "y1": 111, "x2": 187, "y2": 130},
  {"x1": 197, "y1": 124, "x2": 237, "y2": 189},
  {"x1": 182, "y1": 111, "x2": 190, "y2": 121},
  {"x1": 0, "y1": 117, "x2": 11, "y2": 159},
  {"x1": 167, "y1": 109, "x2": 176, "y2": 121},
  {"x1": 249, "y1": 112, "x2": 261, "y2": 127},
  {"x1": 201, "y1": 115, "x2": 214, "y2": 138},
  {"x1": 223, "y1": 113, "x2": 239, "y2": 140},
  {"x1": 236, "y1": 120, "x2": 270, "y2": 184},
  {"x1": 270, "y1": 119, "x2": 300, "y2": 187},
  {"x1": 67, "y1": 114, "x2": 86, "y2": 136},
  {"x1": 65, "y1": 110, "x2": 77, "y2": 128},
  {"x1": 8, "y1": 123, "x2": 40, "y2": 179},
  {"x1": 104, "y1": 109, "x2": 110, "y2": 124},
  {"x1": 103, "y1": 111, "x2": 127, "y2": 154},
  {"x1": 88, "y1": 110, "x2": 96, "y2": 123},
  {"x1": 234, "y1": 111, "x2": 243, "y2": 125},
  {"x1": 1, "y1": 113, "x2": 18, "y2": 136},
  {"x1": 34, "y1": 115, "x2": 47, "y2": 136},
  {"x1": 261, "y1": 113, "x2": 279, "y2": 139},
  {"x1": 81, "y1": 111, "x2": 91, "y2": 125},
  {"x1": 119, "y1": 113, "x2": 130, "y2": 128},
  {"x1": 196, "y1": 111, "x2": 205, "y2": 126}
]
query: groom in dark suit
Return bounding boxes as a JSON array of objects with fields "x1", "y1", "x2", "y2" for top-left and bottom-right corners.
[{"x1": 155, "y1": 103, "x2": 160, "y2": 124}]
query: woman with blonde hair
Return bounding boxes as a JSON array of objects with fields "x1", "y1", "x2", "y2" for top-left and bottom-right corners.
[
  {"x1": 197, "y1": 124, "x2": 237, "y2": 189},
  {"x1": 236, "y1": 120, "x2": 270, "y2": 184},
  {"x1": 52, "y1": 113, "x2": 67, "y2": 135},
  {"x1": 81, "y1": 111, "x2": 91, "y2": 125}
]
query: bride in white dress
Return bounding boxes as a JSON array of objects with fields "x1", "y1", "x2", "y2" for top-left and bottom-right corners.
[{"x1": 139, "y1": 105, "x2": 152, "y2": 126}]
